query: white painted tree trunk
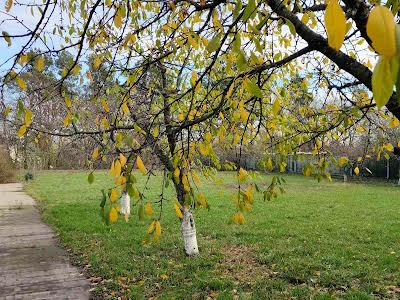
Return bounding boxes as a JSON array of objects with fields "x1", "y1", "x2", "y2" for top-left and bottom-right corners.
[{"x1": 181, "y1": 207, "x2": 199, "y2": 256}]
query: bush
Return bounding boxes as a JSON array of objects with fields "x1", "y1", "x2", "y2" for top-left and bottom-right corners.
[{"x1": 0, "y1": 146, "x2": 16, "y2": 183}]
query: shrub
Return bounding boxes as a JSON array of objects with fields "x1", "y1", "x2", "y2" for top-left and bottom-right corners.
[{"x1": 0, "y1": 146, "x2": 16, "y2": 183}]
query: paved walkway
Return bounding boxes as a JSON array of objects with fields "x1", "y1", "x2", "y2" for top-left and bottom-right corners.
[{"x1": 0, "y1": 183, "x2": 89, "y2": 299}]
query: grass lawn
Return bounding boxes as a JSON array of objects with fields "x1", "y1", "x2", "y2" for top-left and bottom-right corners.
[{"x1": 25, "y1": 171, "x2": 400, "y2": 299}]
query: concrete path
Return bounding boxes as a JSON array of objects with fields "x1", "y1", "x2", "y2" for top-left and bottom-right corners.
[{"x1": 0, "y1": 183, "x2": 89, "y2": 300}]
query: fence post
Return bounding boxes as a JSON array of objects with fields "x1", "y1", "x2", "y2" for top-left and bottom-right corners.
[{"x1": 387, "y1": 159, "x2": 390, "y2": 180}]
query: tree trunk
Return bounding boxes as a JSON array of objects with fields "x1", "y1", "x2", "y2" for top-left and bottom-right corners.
[
  {"x1": 174, "y1": 181, "x2": 199, "y2": 256},
  {"x1": 181, "y1": 207, "x2": 199, "y2": 256}
]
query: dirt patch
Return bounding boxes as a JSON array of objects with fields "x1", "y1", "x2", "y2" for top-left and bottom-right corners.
[{"x1": 217, "y1": 243, "x2": 277, "y2": 285}]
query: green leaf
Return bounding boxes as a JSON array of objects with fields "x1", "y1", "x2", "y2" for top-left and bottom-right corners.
[
  {"x1": 244, "y1": 78, "x2": 262, "y2": 98},
  {"x1": 100, "y1": 190, "x2": 106, "y2": 208},
  {"x1": 285, "y1": 19, "x2": 296, "y2": 36},
  {"x1": 2, "y1": 31, "x2": 11, "y2": 46},
  {"x1": 233, "y1": 0, "x2": 242, "y2": 20},
  {"x1": 372, "y1": 57, "x2": 394, "y2": 108},
  {"x1": 88, "y1": 172, "x2": 94, "y2": 184},
  {"x1": 206, "y1": 34, "x2": 221, "y2": 53},
  {"x1": 236, "y1": 50, "x2": 247, "y2": 71},
  {"x1": 138, "y1": 203, "x2": 144, "y2": 221},
  {"x1": 242, "y1": 0, "x2": 255, "y2": 21}
]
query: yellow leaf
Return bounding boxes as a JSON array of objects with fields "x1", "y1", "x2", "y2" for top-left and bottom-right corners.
[
  {"x1": 386, "y1": 143, "x2": 394, "y2": 152},
  {"x1": 114, "y1": 9, "x2": 123, "y2": 28},
  {"x1": 372, "y1": 57, "x2": 394, "y2": 108},
  {"x1": 178, "y1": 113, "x2": 185, "y2": 122},
  {"x1": 152, "y1": 127, "x2": 159, "y2": 137},
  {"x1": 389, "y1": 117, "x2": 399, "y2": 128},
  {"x1": 63, "y1": 112, "x2": 72, "y2": 127},
  {"x1": 16, "y1": 77, "x2": 27, "y2": 91},
  {"x1": 366, "y1": 6, "x2": 396, "y2": 58},
  {"x1": 136, "y1": 156, "x2": 147, "y2": 175},
  {"x1": 174, "y1": 202, "x2": 183, "y2": 219},
  {"x1": 110, "y1": 188, "x2": 119, "y2": 202},
  {"x1": 301, "y1": 12, "x2": 309, "y2": 25},
  {"x1": 190, "y1": 71, "x2": 198, "y2": 86},
  {"x1": 114, "y1": 160, "x2": 122, "y2": 177},
  {"x1": 121, "y1": 102, "x2": 129, "y2": 114},
  {"x1": 197, "y1": 192, "x2": 207, "y2": 208},
  {"x1": 144, "y1": 203, "x2": 153, "y2": 216},
  {"x1": 24, "y1": 109, "x2": 33, "y2": 126},
  {"x1": 147, "y1": 221, "x2": 156, "y2": 234},
  {"x1": 272, "y1": 99, "x2": 280, "y2": 114},
  {"x1": 238, "y1": 167, "x2": 247, "y2": 182},
  {"x1": 204, "y1": 132, "x2": 212, "y2": 142},
  {"x1": 72, "y1": 64, "x2": 80, "y2": 76},
  {"x1": 109, "y1": 207, "x2": 118, "y2": 223},
  {"x1": 324, "y1": 0, "x2": 346, "y2": 51},
  {"x1": 119, "y1": 153, "x2": 127, "y2": 166},
  {"x1": 36, "y1": 56, "x2": 44, "y2": 72},
  {"x1": 233, "y1": 212, "x2": 245, "y2": 224},
  {"x1": 17, "y1": 125, "x2": 26, "y2": 137},
  {"x1": 182, "y1": 175, "x2": 190, "y2": 192},
  {"x1": 65, "y1": 97, "x2": 72, "y2": 108},
  {"x1": 155, "y1": 221, "x2": 161, "y2": 236},
  {"x1": 101, "y1": 98, "x2": 110, "y2": 112},
  {"x1": 174, "y1": 167, "x2": 180, "y2": 178},
  {"x1": 354, "y1": 167, "x2": 360, "y2": 175},
  {"x1": 110, "y1": 160, "x2": 115, "y2": 176},
  {"x1": 338, "y1": 156, "x2": 349, "y2": 166},
  {"x1": 92, "y1": 147, "x2": 100, "y2": 160},
  {"x1": 5, "y1": 0, "x2": 13, "y2": 12},
  {"x1": 93, "y1": 56, "x2": 102, "y2": 69}
]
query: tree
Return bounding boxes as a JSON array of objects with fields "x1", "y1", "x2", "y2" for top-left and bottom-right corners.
[{"x1": 1, "y1": 0, "x2": 399, "y2": 255}]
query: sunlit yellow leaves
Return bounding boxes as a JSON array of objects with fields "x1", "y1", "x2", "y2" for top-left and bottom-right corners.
[
  {"x1": 232, "y1": 212, "x2": 245, "y2": 224},
  {"x1": 109, "y1": 160, "x2": 115, "y2": 176},
  {"x1": 5, "y1": 0, "x2": 13, "y2": 12},
  {"x1": 110, "y1": 188, "x2": 119, "y2": 202},
  {"x1": 238, "y1": 167, "x2": 247, "y2": 182},
  {"x1": 64, "y1": 97, "x2": 72, "y2": 108},
  {"x1": 324, "y1": 0, "x2": 346, "y2": 51},
  {"x1": 136, "y1": 156, "x2": 147, "y2": 175},
  {"x1": 119, "y1": 153, "x2": 127, "y2": 167},
  {"x1": 354, "y1": 167, "x2": 360, "y2": 175},
  {"x1": 101, "y1": 117, "x2": 109, "y2": 129},
  {"x1": 101, "y1": 98, "x2": 109, "y2": 112},
  {"x1": 121, "y1": 102, "x2": 129, "y2": 114},
  {"x1": 63, "y1": 112, "x2": 72, "y2": 127},
  {"x1": 147, "y1": 220, "x2": 156, "y2": 234},
  {"x1": 198, "y1": 142, "x2": 210, "y2": 156},
  {"x1": 389, "y1": 117, "x2": 399, "y2": 128},
  {"x1": 36, "y1": 56, "x2": 44, "y2": 72},
  {"x1": 366, "y1": 6, "x2": 396, "y2": 58},
  {"x1": 372, "y1": 57, "x2": 394, "y2": 108},
  {"x1": 155, "y1": 221, "x2": 161, "y2": 236},
  {"x1": 114, "y1": 160, "x2": 122, "y2": 177},
  {"x1": 301, "y1": 12, "x2": 309, "y2": 25},
  {"x1": 17, "y1": 125, "x2": 27, "y2": 138},
  {"x1": 114, "y1": 8, "x2": 123, "y2": 28},
  {"x1": 190, "y1": 71, "x2": 198, "y2": 86},
  {"x1": 152, "y1": 127, "x2": 159, "y2": 137},
  {"x1": 385, "y1": 143, "x2": 394, "y2": 152},
  {"x1": 174, "y1": 202, "x2": 183, "y2": 219},
  {"x1": 3, "y1": 106, "x2": 11, "y2": 118},
  {"x1": 16, "y1": 76, "x2": 27, "y2": 91},
  {"x1": 92, "y1": 147, "x2": 100, "y2": 160},
  {"x1": 144, "y1": 203, "x2": 153, "y2": 216},
  {"x1": 24, "y1": 109, "x2": 32, "y2": 126},
  {"x1": 197, "y1": 192, "x2": 207, "y2": 208},
  {"x1": 174, "y1": 167, "x2": 180, "y2": 179},
  {"x1": 93, "y1": 56, "x2": 102, "y2": 69},
  {"x1": 182, "y1": 175, "x2": 190, "y2": 192},
  {"x1": 109, "y1": 207, "x2": 118, "y2": 223},
  {"x1": 338, "y1": 156, "x2": 349, "y2": 166}
]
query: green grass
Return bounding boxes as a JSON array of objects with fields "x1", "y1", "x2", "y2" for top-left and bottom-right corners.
[{"x1": 25, "y1": 171, "x2": 400, "y2": 299}]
